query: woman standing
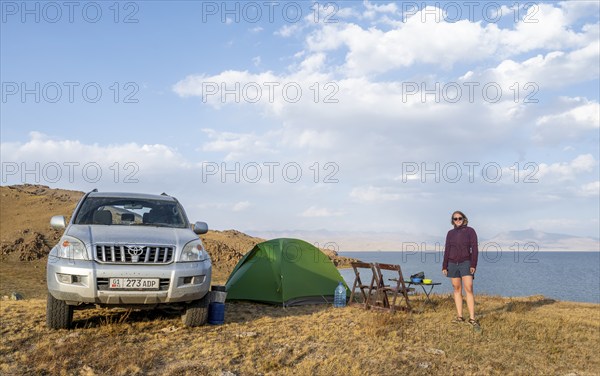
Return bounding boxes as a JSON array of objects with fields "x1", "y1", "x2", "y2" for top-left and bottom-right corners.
[{"x1": 442, "y1": 210, "x2": 480, "y2": 329}]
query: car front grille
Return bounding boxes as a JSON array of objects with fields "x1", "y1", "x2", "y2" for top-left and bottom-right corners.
[{"x1": 95, "y1": 244, "x2": 174, "y2": 264}]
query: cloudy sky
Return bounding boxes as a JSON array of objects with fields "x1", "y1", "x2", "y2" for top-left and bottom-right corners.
[{"x1": 1, "y1": 1, "x2": 599, "y2": 244}]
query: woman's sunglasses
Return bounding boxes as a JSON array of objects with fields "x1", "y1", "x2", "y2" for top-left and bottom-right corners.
[{"x1": 453, "y1": 217, "x2": 463, "y2": 221}]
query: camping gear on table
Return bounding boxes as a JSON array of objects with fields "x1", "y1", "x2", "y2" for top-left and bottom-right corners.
[
  {"x1": 410, "y1": 271, "x2": 425, "y2": 283},
  {"x1": 422, "y1": 279, "x2": 432, "y2": 284},
  {"x1": 225, "y1": 238, "x2": 349, "y2": 306}
]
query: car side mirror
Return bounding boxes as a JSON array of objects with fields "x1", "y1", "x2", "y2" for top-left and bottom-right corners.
[
  {"x1": 50, "y1": 215, "x2": 66, "y2": 230},
  {"x1": 192, "y1": 221, "x2": 208, "y2": 235}
]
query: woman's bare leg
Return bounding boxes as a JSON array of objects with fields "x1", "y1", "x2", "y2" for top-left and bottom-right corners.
[
  {"x1": 462, "y1": 275, "x2": 475, "y2": 319},
  {"x1": 451, "y1": 277, "x2": 463, "y2": 317}
]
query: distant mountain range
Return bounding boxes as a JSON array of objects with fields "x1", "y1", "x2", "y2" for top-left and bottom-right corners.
[
  {"x1": 245, "y1": 228, "x2": 599, "y2": 252},
  {"x1": 484, "y1": 229, "x2": 599, "y2": 252}
]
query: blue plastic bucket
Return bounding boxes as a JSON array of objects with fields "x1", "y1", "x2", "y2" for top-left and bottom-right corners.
[{"x1": 208, "y1": 302, "x2": 225, "y2": 325}]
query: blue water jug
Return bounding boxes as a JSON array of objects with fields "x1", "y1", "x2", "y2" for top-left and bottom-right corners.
[
  {"x1": 208, "y1": 302, "x2": 225, "y2": 325},
  {"x1": 333, "y1": 281, "x2": 346, "y2": 308}
]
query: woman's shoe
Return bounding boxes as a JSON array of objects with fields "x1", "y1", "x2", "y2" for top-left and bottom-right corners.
[
  {"x1": 451, "y1": 316, "x2": 465, "y2": 324},
  {"x1": 468, "y1": 318, "x2": 481, "y2": 330}
]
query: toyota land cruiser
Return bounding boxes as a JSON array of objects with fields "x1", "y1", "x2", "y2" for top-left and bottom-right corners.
[{"x1": 46, "y1": 190, "x2": 212, "y2": 329}]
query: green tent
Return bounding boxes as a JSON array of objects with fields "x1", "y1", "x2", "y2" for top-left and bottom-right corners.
[{"x1": 225, "y1": 238, "x2": 348, "y2": 306}]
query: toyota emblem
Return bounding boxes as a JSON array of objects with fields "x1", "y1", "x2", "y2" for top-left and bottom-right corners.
[{"x1": 126, "y1": 245, "x2": 145, "y2": 262}]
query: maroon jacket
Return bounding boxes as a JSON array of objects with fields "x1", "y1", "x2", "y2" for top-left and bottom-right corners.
[{"x1": 443, "y1": 225, "x2": 479, "y2": 270}]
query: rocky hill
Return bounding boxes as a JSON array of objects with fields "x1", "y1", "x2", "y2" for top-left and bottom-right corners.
[
  {"x1": 0, "y1": 184, "x2": 83, "y2": 261},
  {"x1": 0, "y1": 185, "x2": 356, "y2": 272}
]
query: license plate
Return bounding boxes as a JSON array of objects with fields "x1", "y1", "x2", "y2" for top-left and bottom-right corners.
[{"x1": 109, "y1": 278, "x2": 159, "y2": 290}]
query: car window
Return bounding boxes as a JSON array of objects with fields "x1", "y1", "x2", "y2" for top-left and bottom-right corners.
[{"x1": 74, "y1": 197, "x2": 187, "y2": 227}]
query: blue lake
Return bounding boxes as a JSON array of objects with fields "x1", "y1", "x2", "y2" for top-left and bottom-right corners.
[{"x1": 338, "y1": 251, "x2": 600, "y2": 304}]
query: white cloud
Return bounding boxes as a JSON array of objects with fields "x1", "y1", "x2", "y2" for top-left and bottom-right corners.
[
  {"x1": 362, "y1": 0, "x2": 398, "y2": 20},
  {"x1": 172, "y1": 73, "x2": 208, "y2": 98},
  {"x1": 350, "y1": 186, "x2": 402, "y2": 202},
  {"x1": 497, "y1": 3, "x2": 596, "y2": 54},
  {"x1": 535, "y1": 99, "x2": 600, "y2": 144},
  {"x1": 0, "y1": 132, "x2": 194, "y2": 191},
  {"x1": 301, "y1": 206, "x2": 343, "y2": 217},
  {"x1": 275, "y1": 23, "x2": 305, "y2": 38},
  {"x1": 394, "y1": 172, "x2": 419, "y2": 182},
  {"x1": 579, "y1": 181, "x2": 600, "y2": 197},
  {"x1": 306, "y1": 15, "x2": 500, "y2": 74},
  {"x1": 282, "y1": 128, "x2": 335, "y2": 150},
  {"x1": 302, "y1": 2, "x2": 598, "y2": 76},
  {"x1": 173, "y1": 70, "x2": 281, "y2": 111},
  {"x1": 537, "y1": 99, "x2": 599, "y2": 128},
  {"x1": 1, "y1": 132, "x2": 191, "y2": 172},
  {"x1": 537, "y1": 154, "x2": 597, "y2": 181},
  {"x1": 557, "y1": 0, "x2": 600, "y2": 25},
  {"x1": 297, "y1": 52, "x2": 327, "y2": 73},
  {"x1": 483, "y1": 41, "x2": 600, "y2": 90},
  {"x1": 200, "y1": 128, "x2": 275, "y2": 161},
  {"x1": 166, "y1": 1, "x2": 599, "y2": 236},
  {"x1": 233, "y1": 201, "x2": 252, "y2": 211},
  {"x1": 171, "y1": 65, "x2": 592, "y2": 179},
  {"x1": 197, "y1": 201, "x2": 252, "y2": 212}
]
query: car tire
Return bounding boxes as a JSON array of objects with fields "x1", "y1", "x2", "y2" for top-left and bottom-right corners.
[
  {"x1": 46, "y1": 293, "x2": 73, "y2": 329},
  {"x1": 181, "y1": 294, "x2": 209, "y2": 327}
]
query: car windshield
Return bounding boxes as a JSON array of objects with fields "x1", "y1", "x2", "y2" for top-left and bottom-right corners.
[{"x1": 74, "y1": 197, "x2": 187, "y2": 228}]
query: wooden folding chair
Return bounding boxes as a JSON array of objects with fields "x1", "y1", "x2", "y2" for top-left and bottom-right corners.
[
  {"x1": 349, "y1": 262, "x2": 378, "y2": 308},
  {"x1": 374, "y1": 263, "x2": 413, "y2": 313}
]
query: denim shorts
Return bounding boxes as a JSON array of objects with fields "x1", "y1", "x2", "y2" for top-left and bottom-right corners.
[{"x1": 447, "y1": 260, "x2": 473, "y2": 279}]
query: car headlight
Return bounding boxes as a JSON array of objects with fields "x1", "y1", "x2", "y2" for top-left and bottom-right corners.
[
  {"x1": 180, "y1": 240, "x2": 207, "y2": 262},
  {"x1": 57, "y1": 236, "x2": 88, "y2": 260}
]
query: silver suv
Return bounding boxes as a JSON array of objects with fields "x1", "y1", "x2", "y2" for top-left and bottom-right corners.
[{"x1": 46, "y1": 190, "x2": 212, "y2": 329}]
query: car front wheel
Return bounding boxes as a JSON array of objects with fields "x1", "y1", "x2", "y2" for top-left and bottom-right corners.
[
  {"x1": 181, "y1": 295, "x2": 209, "y2": 327},
  {"x1": 46, "y1": 293, "x2": 73, "y2": 329}
]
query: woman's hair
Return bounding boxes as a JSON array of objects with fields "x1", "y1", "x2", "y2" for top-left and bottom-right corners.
[{"x1": 451, "y1": 210, "x2": 469, "y2": 227}]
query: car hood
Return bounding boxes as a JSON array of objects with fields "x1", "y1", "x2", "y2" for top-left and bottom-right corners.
[{"x1": 65, "y1": 224, "x2": 199, "y2": 248}]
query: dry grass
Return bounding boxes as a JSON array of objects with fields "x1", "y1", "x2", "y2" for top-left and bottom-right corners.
[{"x1": 1, "y1": 294, "x2": 598, "y2": 376}]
